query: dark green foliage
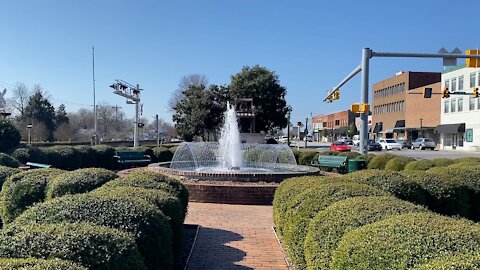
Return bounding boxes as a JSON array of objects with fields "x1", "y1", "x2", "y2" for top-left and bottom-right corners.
[
  {"x1": 304, "y1": 196, "x2": 426, "y2": 270},
  {"x1": 291, "y1": 149, "x2": 300, "y2": 164},
  {"x1": 342, "y1": 170, "x2": 426, "y2": 205},
  {"x1": 298, "y1": 151, "x2": 318, "y2": 165},
  {"x1": 0, "y1": 119, "x2": 21, "y2": 153},
  {"x1": 42, "y1": 146, "x2": 82, "y2": 170},
  {"x1": 0, "y1": 166, "x2": 20, "y2": 187},
  {"x1": 282, "y1": 182, "x2": 386, "y2": 268},
  {"x1": 0, "y1": 153, "x2": 19, "y2": 168},
  {"x1": 0, "y1": 258, "x2": 87, "y2": 270},
  {"x1": 21, "y1": 90, "x2": 56, "y2": 141},
  {"x1": 11, "y1": 147, "x2": 48, "y2": 164},
  {"x1": 75, "y1": 145, "x2": 98, "y2": 168},
  {"x1": 92, "y1": 186, "x2": 184, "y2": 255},
  {"x1": 332, "y1": 212, "x2": 480, "y2": 270},
  {"x1": 92, "y1": 145, "x2": 116, "y2": 169},
  {"x1": 413, "y1": 253, "x2": 480, "y2": 270},
  {"x1": 384, "y1": 156, "x2": 416, "y2": 171},
  {"x1": 431, "y1": 158, "x2": 455, "y2": 167},
  {"x1": 402, "y1": 171, "x2": 471, "y2": 218},
  {"x1": 169, "y1": 146, "x2": 178, "y2": 156},
  {"x1": 336, "y1": 152, "x2": 361, "y2": 158},
  {"x1": 404, "y1": 159, "x2": 435, "y2": 171},
  {"x1": 14, "y1": 194, "x2": 172, "y2": 270},
  {"x1": 366, "y1": 153, "x2": 396, "y2": 169},
  {"x1": 356, "y1": 153, "x2": 375, "y2": 165},
  {"x1": 0, "y1": 222, "x2": 146, "y2": 270},
  {"x1": 101, "y1": 170, "x2": 189, "y2": 213},
  {"x1": 134, "y1": 146, "x2": 154, "y2": 161},
  {"x1": 152, "y1": 146, "x2": 174, "y2": 162},
  {"x1": 0, "y1": 168, "x2": 64, "y2": 223},
  {"x1": 316, "y1": 151, "x2": 338, "y2": 156},
  {"x1": 46, "y1": 168, "x2": 118, "y2": 199}
]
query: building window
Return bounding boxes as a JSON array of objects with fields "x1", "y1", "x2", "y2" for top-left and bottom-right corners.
[
  {"x1": 444, "y1": 100, "x2": 449, "y2": 113},
  {"x1": 471, "y1": 73, "x2": 477, "y2": 88},
  {"x1": 445, "y1": 79, "x2": 450, "y2": 89},
  {"x1": 451, "y1": 99, "x2": 456, "y2": 113},
  {"x1": 458, "y1": 97, "x2": 463, "y2": 112},
  {"x1": 452, "y1": 78, "x2": 457, "y2": 92},
  {"x1": 459, "y1": 76, "x2": 464, "y2": 91},
  {"x1": 335, "y1": 120, "x2": 340, "y2": 126},
  {"x1": 470, "y1": 96, "x2": 476, "y2": 110}
]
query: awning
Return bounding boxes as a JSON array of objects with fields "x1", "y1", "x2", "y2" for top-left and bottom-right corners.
[
  {"x1": 373, "y1": 122, "x2": 383, "y2": 133},
  {"x1": 332, "y1": 127, "x2": 348, "y2": 134},
  {"x1": 434, "y1": 123, "x2": 465, "y2": 134},
  {"x1": 384, "y1": 129, "x2": 394, "y2": 133},
  {"x1": 394, "y1": 120, "x2": 405, "y2": 128}
]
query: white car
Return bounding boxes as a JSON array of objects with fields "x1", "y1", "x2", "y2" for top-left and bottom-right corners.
[
  {"x1": 377, "y1": 139, "x2": 402, "y2": 150},
  {"x1": 304, "y1": 135, "x2": 313, "y2": 142},
  {"x1": 278, "y1": 136, "x2": 289, "y2": 143},
  {"x1": 352, "y1": 135, "x2": 360, "y2": 146}
]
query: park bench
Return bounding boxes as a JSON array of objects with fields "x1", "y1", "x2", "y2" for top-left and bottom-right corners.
[
  {"x1": 113, "y1": 151, "x2": 151, "y2": 169},
  {"x1": 25, "y1": 162, "x2": 52, "y2": 169},
  {"x1": 311, "y1": 155, "x2": 348, "y2": 174}
]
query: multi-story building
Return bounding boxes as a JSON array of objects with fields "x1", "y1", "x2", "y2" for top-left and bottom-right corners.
[
  {"x1": 372, "y1": 71, "x2": 441, "y2": 141},
  {"x1": 312, "y1": 114, "x2": 325, "y2": 141},
  {"x1": 312, "y1": 110, "x2": 357, "y2": 141},
  {"x1": 436, "y1": 65, "x2": 480, "y2": 150}
]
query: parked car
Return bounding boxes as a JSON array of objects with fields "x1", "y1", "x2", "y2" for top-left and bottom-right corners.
[
  {"x1": 339, "y1": 136, "x2": 353, "y2": 145},
  {"x1": 352, "y1": 135, "x2": 360, "y2": 146},
  {"x1": 378, "y1": 139, "x2": 402, "y2": 150},
  {"x1": 330, "y1": 141, "x2": 351, "y2": 152},
  {"x1": 367, "y1": 140, "x2": 382, "y2": 151},
  {"x1": 411, "y1": 138, "x2": 436, "y2": 150},
  {"x1": 304, "y1": 135, "x2": 313, "y2": 142},
  {"x1": 396, "y1": 139, "x2": 412, "y2": 149},
  {"x1": 278, "y1": 136, "x2": 288, "y2": 143}
]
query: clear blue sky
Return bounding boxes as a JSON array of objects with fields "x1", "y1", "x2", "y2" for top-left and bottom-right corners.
[{"x1": 1, "y1": 0, "x2": 478, "y2": 125}]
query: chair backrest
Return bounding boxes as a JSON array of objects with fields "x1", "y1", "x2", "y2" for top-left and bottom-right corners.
[{"x1": 318, "y1": 155, "x2": 348, "y2": 166}]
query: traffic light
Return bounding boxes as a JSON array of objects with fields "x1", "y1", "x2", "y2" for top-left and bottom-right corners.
[
  {"x1": 474, "y1": 87, "x2": 479, "y2": 98},
  {"x1": 423, "y1": 88, "x2": 432, "y2": 98},
  {"x1": 333, "y1": 90, "x2": 340, "y2": 100},
  {"x1": 466, "y1": 50, "x2": 479, "y2": 68},
  {"x1": 442, "y1": 87, "x2": 450, "y2": 98},
  {"x1": 137, "y1": 123, "x2": 145, "y2": 128}
]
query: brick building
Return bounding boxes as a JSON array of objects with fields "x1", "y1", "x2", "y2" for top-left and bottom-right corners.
[
  {"x1": 312, "y1": 110, "x2": 357, "y2": 142},
  {"x1": 372, "y1": 71, "x2": 441, "y2": 141}
]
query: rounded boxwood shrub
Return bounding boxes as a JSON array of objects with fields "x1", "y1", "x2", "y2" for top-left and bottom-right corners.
[
  {"x1": 448, "y1": 161, "x2": 480, "y2": 170},
  {"x1": 356, "y1": 153, "x2": 375, "y2": 165},
  {"x1": 14, "y1": 194, "x2": 172, "y2": 270},
  {"x1": 75, "y1": 145, "x2": 98, "y2": 168},
  {"x1": 316, "y1": 150, "x2": 338, "y2": 156},
  {"x1": 0, "y1": 258, "x2": 87, "y2": 269},
  {"x1": 304, "y1": 196, "x2": 426, "y2": 270},
  {"x1": 404, "y1": 159, "x2": 435, "y2": 171},
  {"x1": 0, "y1": 222, "x2": 146, "y2": 270},
  {"x1": 0, "y1": 166, "x2": 20, "y2": 186},
  {"x1": 366, "y1": 153, "x2": 396, "y2": 169},
  {"x1": 342, "y1": 169, "x2": 426, "y2": 205},
  {"x1": 282, "y1": 182, "x2": 386, "y2": 269},
  {"x1": 102, "y1": 170, "x2": 188, "y2": 213},
  {"x1": 331, "y1": 212, "x2": 480, "y2": 270},
  {"x1": 298, "y1": 151, "x2": 318, "y2": 165},
  {"x1": 42, "y1": 146, "x2": 82, "y2": 170},
  {"x1": 0, "y1": 153, "x2": 19, "y2": 168},
  {"x1": 273, "y1": 176, "x2": 340, "y2": 236},
  {"x1": 92, "y1": 186, "x2": 184, "y2": 255},
  {"x1": 46, "y1": 168, "x2": 118, "y2": 199},
  {"x1": 0, "y1": 168, "x2": 64, "y2": 223},
  {"x1": 431, "y1": 158, "x2": 455, "y2": 167},
  {"x1": 11, "y1": 147, "x2": 48, "y2": 165},
  {"x1": 453, "y1": 157, "x2": 480, "y2": 164},
  {"x1": 152, "y1": 146, "x2": 174, "y2": 162},
  {"x1": 336, "y1": 152, "x2": 361, "y2": 158},
  {"x1": 169, "y1": 146, "x2": 178, "y2": 156},
  {"x1": 402, "y1": 171, "x2": 471, "y2": 218},
  {"x1": 384, "y1": 156, "x2": 416, "y2": 171},
  {"x1": 92, "y1": 145, "x2": 116, "y2": 169},
  {"x1": 0, "y1": 119, "x2": 20, "y2": 153},
  {"x1": 413, "y1": 253, "x2": 480, "y2": 270}
]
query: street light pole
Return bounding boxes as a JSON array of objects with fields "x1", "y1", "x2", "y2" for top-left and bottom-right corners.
[
  {"x1": 420, "y1": 118, "x2": 423, "y2": 137},
  {"x1": 26, "y1": 124, "x2": 32, "y2": 145},
  {"x1": 286, "y1": 110, "x2": 291, "y2": 146}
]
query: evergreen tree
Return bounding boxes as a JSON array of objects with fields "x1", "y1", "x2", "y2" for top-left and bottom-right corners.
[
  {"x1": 55, "y1": 104, "x2": 69, "y2": 126},
  {"x1": 22, "y1": 90, "x2": 56, "y2": 141}
]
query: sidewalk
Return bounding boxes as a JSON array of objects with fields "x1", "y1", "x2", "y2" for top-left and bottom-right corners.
[{"x1": 185, "y1": 202, "x2": 288, "y2": 270}]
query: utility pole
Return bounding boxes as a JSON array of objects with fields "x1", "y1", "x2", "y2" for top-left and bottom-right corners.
[
  {"x1": 109, "y1": 80, "x2": 142, "y2": 147},
  {"x1": 155, "y1": 114, "x2": 160, "y2": 146},
  {"x1": 92, "y1": 46, "x2": 98, "y2": 145}
]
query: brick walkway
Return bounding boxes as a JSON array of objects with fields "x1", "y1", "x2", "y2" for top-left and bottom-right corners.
[{"x1": 185, "y1": 202, "x2": 288, "y2": 270}]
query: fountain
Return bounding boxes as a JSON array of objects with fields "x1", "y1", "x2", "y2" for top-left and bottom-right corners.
[{"x1": 149, "y1": 102, "x2": 319, "y2": 183}]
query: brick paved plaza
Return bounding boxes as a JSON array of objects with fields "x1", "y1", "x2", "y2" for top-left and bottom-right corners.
[{"x1": 185, "y1": 202, "x2": 288, "y2": 270}]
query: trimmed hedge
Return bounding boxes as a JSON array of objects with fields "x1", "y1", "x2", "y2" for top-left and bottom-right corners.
[
  {"x1": 402, "y1": 171, "x2": 471, "y2": 218},
  {"x1": 0, "y1": 153, "x2": 19, "y2": 168},
  {"x1": 448, "y1": 161, "x2": 480, "y2": 169},
  {"x1": 453, "y1": 157, "x2": 480, "y2": 164},
  {"x1": 92, "y1": 186, "x2": 184, "y2": 255},
  {"x1": 298, "y1": 151, "x2": 318, "y2": 165},
  {"x1": 11, "y1": 147, "x2": 48, "y2": 164},
  {"x1": 413, "y1": 253, "x2": 480, "y2": 270},
  {"x1": 42, "y1": 146, "x2": 82, "y2": 170},
  {"x1": 46, "y1": 168, "x2": 118, "y2": 199},
  {"x1": 304, "y1": 196, "x2": 426, "y2": 270},
  {"x1": 431, "y1": 158, "x2": 455, "y2": 167},
  {"x1": 384, "y1": 156, "x2": 416, "y2": 171},
  {"x1": 366, "y1": 153, "x2": 396, "y2": 169},
  {"x1": 0, "y1": 119, "x2": 21, "y2": 153},
  {"x1": 0, "y1": 222, "x2": 146, "y2": 270},
  {"x1": 0, "y1": 168, "x2": 64, "y2": 223},
  {"x1": 0, "y1": 258, "x2": 87, "y2": 270},
  {"x1": 404, "y1": 159, "x2": 435, "y2": 171},
  {"x1": 282, "y1": 182, "x2": 386, "y2": 269},
  {"x1": 169, "y1": 146, "x2": 178, "y2": 156},
  {"x1": 0, "y1": 166, "x2": 20, "y2": 186},
  {"x1": 336, "y1": 152, "x2": 361, "y2": 158},
  {"x1": 342, "y1": 170, "x2": 426, "y2": 205},
  {"x1": 332, "y1": 212, "x2": 480, "y2": 270},
  {"x1": 101, "y1": 170, "x2": 188, "y2": 213},
  {"x1": 14, "y1": 194, "x2": 172, "y2": 270},
  {"x1": 356, "y1": 153, "x2": 375, "y2": 165},
  {"x1": 92, "y1": 145, "x2": 116, "y2": 169},
  {"x1": 75, "y1": 145, "x2": 98, "y2": 168},
  {"x1": 152, "y1": 146, "x2": 174, "y2": 162}
]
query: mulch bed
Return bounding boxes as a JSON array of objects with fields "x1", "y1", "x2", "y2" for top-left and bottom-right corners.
[{"x1": 174, "y1": 224, "x2": 199, "y2": 270}]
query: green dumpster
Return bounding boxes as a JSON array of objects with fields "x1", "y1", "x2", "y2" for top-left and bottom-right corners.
[{"x1": 348, "y1": 159, "x2": 366, "y2": 173}]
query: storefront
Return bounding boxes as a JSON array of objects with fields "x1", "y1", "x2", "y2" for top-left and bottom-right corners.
[{"x1": 434, "y1": 123, "x2": 465, "y2": 150}]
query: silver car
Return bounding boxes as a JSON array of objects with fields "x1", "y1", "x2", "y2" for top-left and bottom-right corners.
[{"x1": 411, "y1": 138, "x2": 436, "y2": 150}]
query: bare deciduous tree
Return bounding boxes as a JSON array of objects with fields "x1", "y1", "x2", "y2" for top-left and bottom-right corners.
[
  {"x1": 8, "y1": 82, "x2": 30, "y2": 116},
  {"x1": 168, "y1": 74, "x2": 208, "y2": 112}
]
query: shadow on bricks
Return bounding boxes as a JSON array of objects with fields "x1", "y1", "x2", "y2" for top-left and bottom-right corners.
[{"x1": 187, "y1": 227, "x2": 253, "y2": 270}]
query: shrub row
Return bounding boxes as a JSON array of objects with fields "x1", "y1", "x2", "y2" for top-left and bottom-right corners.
[
  {"x1": 0, "y1": 153, "x2": 19, "y2": 168},
  {"x1": 0, "y1": 258, "x2": 87, "y2": 270}
]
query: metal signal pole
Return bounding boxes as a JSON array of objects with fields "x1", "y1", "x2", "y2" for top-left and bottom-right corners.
[{"x1": 92, "y1": 46, "x2": 98, "y2": 145}]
